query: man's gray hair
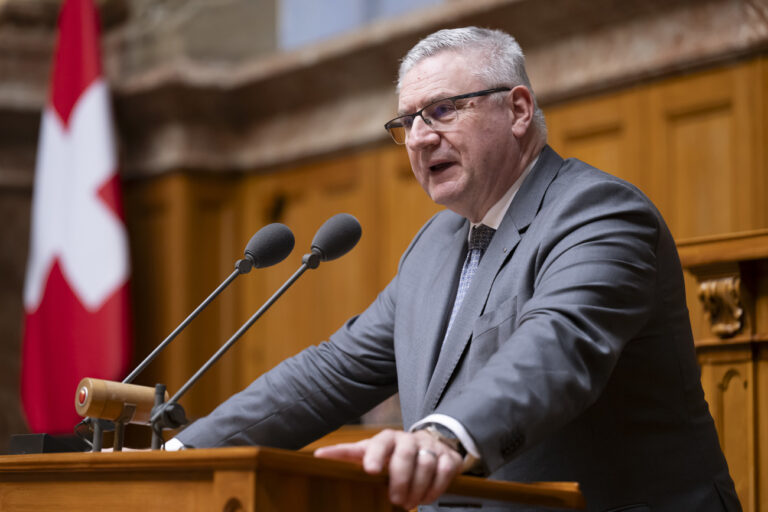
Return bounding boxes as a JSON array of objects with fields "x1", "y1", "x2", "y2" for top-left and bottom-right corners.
[{"x1": 398, "y1": 27, "x2": 547, "y2": 137}]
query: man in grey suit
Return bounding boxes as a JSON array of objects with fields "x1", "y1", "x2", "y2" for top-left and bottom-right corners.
[{"x1": 174, "y1": 27, "x2": 741, "y2": 511}]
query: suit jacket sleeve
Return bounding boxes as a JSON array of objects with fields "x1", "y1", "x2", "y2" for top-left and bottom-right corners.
[
  {"x1": 175, "y1": 280, "x2": 398, "y2": 448},
  {"x1": 175, "y1": 216, "x2": 443, "y2": 449}
]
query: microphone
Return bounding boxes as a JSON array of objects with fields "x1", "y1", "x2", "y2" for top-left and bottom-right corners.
[
  {"x1": 151, "y1": 213, "x2": 362, "y2": 433},
  {"x1": 242, "y1": 222, "x2": 297, "y2": 270},
  {"x1": 75, "y1": 378, "x2": 169, "y2": 425},
  {"x1": 304, "y1": 212, "x2": 362, "y2": 268},
  {"x1": 74, "y1": 223, "x2": 294, "y2": 450},
  {"x1": 122, "y1": 222, "x2": 294, "y2": 385}
]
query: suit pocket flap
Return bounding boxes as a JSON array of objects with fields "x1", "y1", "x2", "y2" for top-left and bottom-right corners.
[{"x1": 473, "y1": 295, "x2": 517, "y2": 337}]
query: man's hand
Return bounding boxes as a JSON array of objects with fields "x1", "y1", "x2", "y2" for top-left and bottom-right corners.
[{"x1": 314, "y1": 429, "x2": 463, "y2": 510}]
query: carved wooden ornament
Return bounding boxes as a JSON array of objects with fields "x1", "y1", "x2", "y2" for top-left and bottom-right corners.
[{"x1": 698, "y1": 276, "x2": 743, "y2": 338}]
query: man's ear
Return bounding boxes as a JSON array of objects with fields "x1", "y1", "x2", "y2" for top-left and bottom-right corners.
[{"x1": 505, "y1": 85, "x2": 534, "y2": 138}]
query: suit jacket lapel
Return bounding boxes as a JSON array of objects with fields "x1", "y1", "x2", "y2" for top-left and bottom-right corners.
[
  {"x1": 408, "y1": 221, "x2": 468, "y2": 404},
  {"x1": 420, "y1": 221, "x2": 521, "y2": 414},
  {"x1": 420, "y1": 145, "x2": 564, "y2": 415}
]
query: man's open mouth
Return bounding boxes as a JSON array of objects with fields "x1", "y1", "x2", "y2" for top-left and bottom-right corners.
[{"x1": 429, "y1": 162, "x2": 454, "y2": 172}]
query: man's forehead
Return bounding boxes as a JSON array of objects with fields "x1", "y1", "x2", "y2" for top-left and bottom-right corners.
[{"x1": 397, "y1": 50, "x2": 484, "y2": 113}]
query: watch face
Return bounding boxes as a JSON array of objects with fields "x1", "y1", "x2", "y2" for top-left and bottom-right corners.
[
  {"x1": 426, "y1": 424, "x2": 466, "y2": 457},
  {"x1": 433, "y1": 423, "x2": 457, "y2": 440}
]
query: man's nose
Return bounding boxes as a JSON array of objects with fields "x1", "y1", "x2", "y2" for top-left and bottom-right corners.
[{"x1": 407, "y1": 116, "x2": 439, "y2": 149}]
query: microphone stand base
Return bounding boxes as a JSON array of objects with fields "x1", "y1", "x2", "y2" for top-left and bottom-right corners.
[{"x1": 8, "y1": 433, "x2": 90, "y2": 455}]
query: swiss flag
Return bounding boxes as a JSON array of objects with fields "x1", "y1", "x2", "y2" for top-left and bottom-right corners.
[{"x1": 21, "y1": 0, "x2": 132, "y2": 434}]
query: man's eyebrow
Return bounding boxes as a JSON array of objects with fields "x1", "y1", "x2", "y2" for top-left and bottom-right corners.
[{"x1": 396, "y1": 92, "x2": 453, "y2": 117}]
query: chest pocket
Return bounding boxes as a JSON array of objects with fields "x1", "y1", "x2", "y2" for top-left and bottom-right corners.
[{"x1": 465, "y1": 295, "x2": 518, "y2": 374}]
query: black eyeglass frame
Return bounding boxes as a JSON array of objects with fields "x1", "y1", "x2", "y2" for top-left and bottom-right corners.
[{"x1": 384, "y1": 87, "x2": 511, "y2": 144}]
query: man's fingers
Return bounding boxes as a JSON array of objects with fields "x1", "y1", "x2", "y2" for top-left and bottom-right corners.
[
  {"x1": 399, "y1": 430, "x2": 464, "y2": 509},
  {"x1": 401, "y1": 448, "x2": 439, "y2": 508},
  {"x1": 386, "y1": 434, "x2": 420, "y2": 504},
  {"x1": 315, "y1": 429, "x2": 464, "y2": 509},
  {"x1": 314, "y1": 440, "x2": 368, "y2": 463},
  {"x1": 361, "y1": 429, "x2": 398, "y2": 474},
  {"x1": 420, "y1": 450, "x2": 463, "y2": 505}
]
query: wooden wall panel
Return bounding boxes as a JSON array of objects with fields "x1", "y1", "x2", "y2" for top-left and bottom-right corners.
[
  {"x1": 647, "y1": 61, "x2": 763, "y2": 240},
  {"x1": 124, "y1": 174, "x2": 191, "y2": 397},
  {"x1": 546, "y1": 58, "x2": 766, "y2": 243},
  {"x1": 753, "y1": 61, "x2": 768, "y2": 512},
  {"x1": 757, "y1": 344, "x2": 768, "y2": 512},
  {"x1": 762, "y1": 57, "x2": 768, "y2": 238},
  {"x1": 124, "y1": 173, "x2": 243, "y2": 421},
  {"x1": 759, "y1": 345, "x2": 768, "y2": 512},
  {"x1": 545, "y1": 88, "x2": 647, "y2": 194},
  {"x1": 231, "y1": 171, "x2": 279, "y2": 394},
  {"x1": 231, "y1": 151, "x2": 382, "y2": 398},
  {"x1": 179, "y1": 177, "x2": 242, "y2": 418},
  {"x1": 698, "y1": 348, "x2": 756, "y2": 510}
]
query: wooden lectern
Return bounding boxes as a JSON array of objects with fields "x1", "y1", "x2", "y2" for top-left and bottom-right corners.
[{"x1": 0, "y1": 446, "x2": 585, "y2": 511}]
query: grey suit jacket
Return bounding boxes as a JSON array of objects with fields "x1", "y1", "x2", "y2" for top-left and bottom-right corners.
[{"x1": 178, "y1": 146, "x2": 740, "y2": 511}]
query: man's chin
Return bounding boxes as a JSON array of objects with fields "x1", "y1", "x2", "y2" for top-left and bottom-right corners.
[{"x1": 428, "y1": 189, "x2": 462, "y2": 212}]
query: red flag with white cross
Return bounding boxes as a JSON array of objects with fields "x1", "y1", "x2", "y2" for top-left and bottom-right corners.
[{"x1": 21, "y1": 0, "x2": 132, "y2": 434}]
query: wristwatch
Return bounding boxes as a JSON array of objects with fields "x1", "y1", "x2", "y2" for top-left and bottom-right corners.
[
  {"x1": 420, "y1": 423, "x2": 479, "y2": 472},
  {"x1": 422, "y1": 423, "x2": 467, "y2": 457}
]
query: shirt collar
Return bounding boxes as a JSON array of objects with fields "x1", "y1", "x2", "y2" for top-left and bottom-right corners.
[{"x1": 469, "y1": 154, "x2": 539, "y2": 237}]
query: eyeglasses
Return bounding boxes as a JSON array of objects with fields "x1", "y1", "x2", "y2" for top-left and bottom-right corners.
[{"x1": 384, "y1": 87, "x2": 511, "y2": 145}]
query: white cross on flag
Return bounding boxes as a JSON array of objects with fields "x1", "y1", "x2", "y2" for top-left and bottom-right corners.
[{"x1": 21, "y1": 0, "x2": 132, "y2": 434}]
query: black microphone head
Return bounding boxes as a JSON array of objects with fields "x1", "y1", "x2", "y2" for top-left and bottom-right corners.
[
  {"x1": 310, "y1": 213, "x2": 362, "y2": 262},
  {"x1": 244, "y1": 223, "x2": 295, "y2": 268}
]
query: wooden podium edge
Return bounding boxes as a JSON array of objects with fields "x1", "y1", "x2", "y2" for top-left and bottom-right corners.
[
  {"x1": 0, "y1": 446, "x2": 586, "y2": 509},
  {"x1": 446, "y1": 478, "x2": 586, "y2": 509}
]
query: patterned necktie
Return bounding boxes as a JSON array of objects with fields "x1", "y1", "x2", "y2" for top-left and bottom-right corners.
[{"x1": 445, "y1": 224, "x2": 496, "y2": 335}]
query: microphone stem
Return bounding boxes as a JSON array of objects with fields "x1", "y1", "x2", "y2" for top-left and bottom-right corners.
[
  {"x1": 159, "y1": 262, "x2": 311, "y2": 413},
  {"x1": 123, "y1": 267, "x2": 241, "y2": 384}
]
